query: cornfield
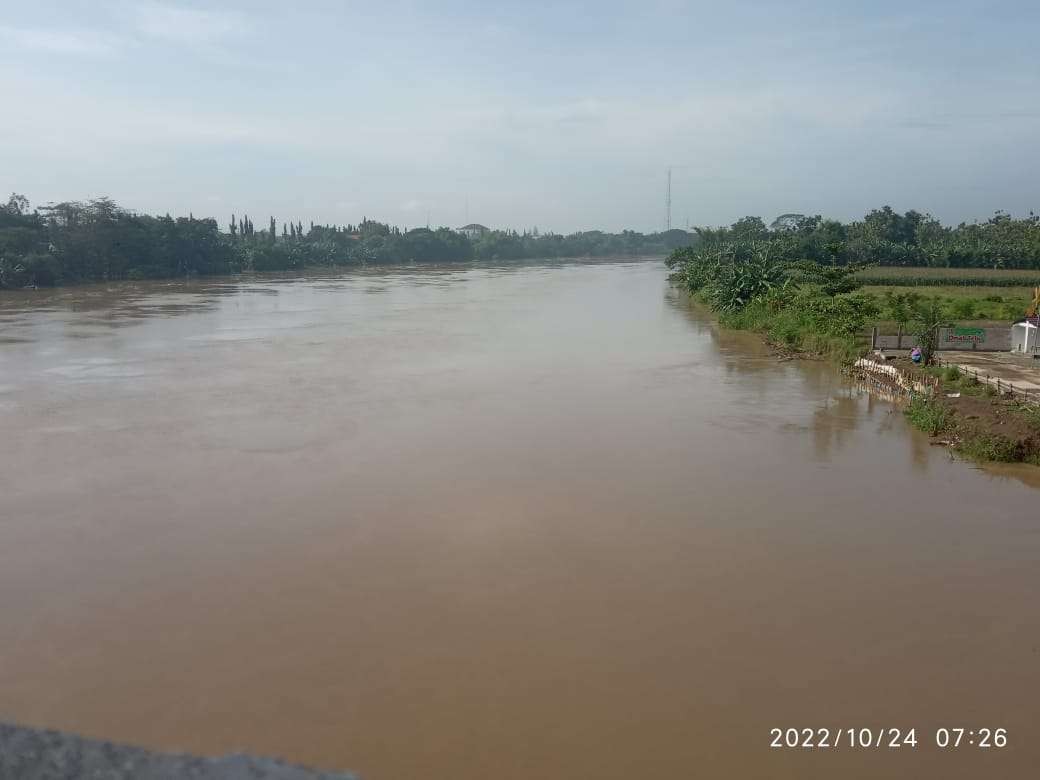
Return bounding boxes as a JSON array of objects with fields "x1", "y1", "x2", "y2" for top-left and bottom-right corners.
[{"x1": 854, "y1": 268, "x2": 1040, "y2": 287}]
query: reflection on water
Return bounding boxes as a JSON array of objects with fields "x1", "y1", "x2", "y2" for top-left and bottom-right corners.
[{"x1": 1, "y1": 260, "x2": 1039, "y2": 780}]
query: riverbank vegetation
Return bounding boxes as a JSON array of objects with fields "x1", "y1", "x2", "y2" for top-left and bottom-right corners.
[
  {"x1": 671, "y1": 243, "x2": 1040, "y2": 461},
  {"x1": 668, "y1": 240, "x2": 884, "y2": 362},
  {"x1": 0, "y1": 194, "x2": 693, "y2": 288},
  {"x1": 668, "y1": 209, "x2": 1040, "y2": 464},
  {"x1": 902, "y1": 363, "x2": 1040, "y2": 463},
  {"x1": 669, "y1": 206, "x2": 1040, "y2": 361}
]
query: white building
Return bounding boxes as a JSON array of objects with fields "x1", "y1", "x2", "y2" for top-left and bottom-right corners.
[
  {"x1": 1011, "y1": 319, "x2": 1039, "y2": 353},
  {"x1": 457, "y1": 223, "x2": 489, "y2": 240}
]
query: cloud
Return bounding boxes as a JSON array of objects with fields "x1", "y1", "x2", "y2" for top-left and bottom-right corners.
[
  {"x1": 0, "y1": 25, "x2": 118, "y2": 55},
  {"x1": 130, "y1": 2, "x2": 249, "y2": 46},
  {"x1": 0, "y1": 4, "x2": 250, "y2": 60}
]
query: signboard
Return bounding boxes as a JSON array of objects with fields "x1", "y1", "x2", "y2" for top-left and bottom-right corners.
[
  {"x1": 936, "y1": 326, "x2": 1010, "y2": 351},
  {"x1": 943, "y1": 327, "x2": 985, "y2": 344}
]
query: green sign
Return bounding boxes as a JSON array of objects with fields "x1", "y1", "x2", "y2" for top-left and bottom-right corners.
[{"x1": 945, "y1": 326, "x2": 985, "y2": 343}]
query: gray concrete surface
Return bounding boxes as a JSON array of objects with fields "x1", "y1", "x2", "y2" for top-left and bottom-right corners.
[{"x1": 0, "y1": 723, "x2": 358, "y2": 780}]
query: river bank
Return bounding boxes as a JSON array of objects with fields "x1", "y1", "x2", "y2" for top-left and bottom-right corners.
[
  {"x1": 667, "y1": 249, "x2": 1040, "y2": 466},
  {"x1": 851, "y1": 356, "x2": 1040, "y2": 464},
  {"x1": 709, "y1": 296, "x2": 1040, "y2": 465}
]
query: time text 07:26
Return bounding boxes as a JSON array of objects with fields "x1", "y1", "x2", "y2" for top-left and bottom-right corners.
[{"x1": 769, "y1": 727, "x2": 1007, "y2": 749}]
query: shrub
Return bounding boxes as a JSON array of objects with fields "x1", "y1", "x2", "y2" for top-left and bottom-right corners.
[
  {"x1": 958, "y1": 433, "x2": 1018, "y2": 462},
  {"x1": 905, "y1": 396, "x2": 949, "y2": 435}
]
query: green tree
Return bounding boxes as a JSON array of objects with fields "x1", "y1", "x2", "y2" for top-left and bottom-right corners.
[{"x1": 909, "y1": 297, "x2": 950, "y2": 365}]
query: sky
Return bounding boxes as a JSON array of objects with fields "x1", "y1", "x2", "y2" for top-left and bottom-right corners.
[{"x1": 1, "y1": 0, "x2": 1038, "y2": 233}]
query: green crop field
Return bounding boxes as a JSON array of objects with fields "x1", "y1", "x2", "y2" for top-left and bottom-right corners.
[
  {"x1": 854, "y1": 267, "x2": 1040, "y2": 287},
  {"x1": 863, "y1": 287, "x2": 1029, "y2": 324},
  {"x1": 853, "y1": 268, "x2": 1038, "y2": 323}
]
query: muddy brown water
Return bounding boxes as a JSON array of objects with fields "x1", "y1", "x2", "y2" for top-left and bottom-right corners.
[{"x1": 1, "y1": 260, "x2": 1038, "y2": 779}]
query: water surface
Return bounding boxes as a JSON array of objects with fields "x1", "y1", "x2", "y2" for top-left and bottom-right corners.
[{"x1": 1, "y1": 261, "x2": 1038, "y2": 779}]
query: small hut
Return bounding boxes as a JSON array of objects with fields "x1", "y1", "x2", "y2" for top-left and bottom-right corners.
[{"x1": 1011, "y1": 319, "x2": 1039, "y2": 353}]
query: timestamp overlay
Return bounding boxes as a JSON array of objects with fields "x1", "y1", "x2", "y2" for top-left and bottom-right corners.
[{"x1": 757, "y1": 720, "x2": 1028, "y2": 777}]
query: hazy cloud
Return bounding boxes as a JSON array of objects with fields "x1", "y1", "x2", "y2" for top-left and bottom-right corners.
[
  {"x1": 0, "y1": 25, "x2": 118, "y2": 55},
  {"x1": 130, "y1": 2, "x2": 249, "y2": 47}
]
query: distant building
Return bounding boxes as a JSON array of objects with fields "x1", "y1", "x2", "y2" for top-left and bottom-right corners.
[{"x1": 457, "y1": 223, "x2": 489, "y2": 239}]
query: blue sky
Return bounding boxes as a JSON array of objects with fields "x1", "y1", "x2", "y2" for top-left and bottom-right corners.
[{"x1": 1, "y1": 1, "x2": 1038, "y2": 232}]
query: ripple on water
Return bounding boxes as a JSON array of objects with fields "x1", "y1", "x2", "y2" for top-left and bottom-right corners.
[{"x1": 42, "y1": 358, "x2": 153, "y2": 381}]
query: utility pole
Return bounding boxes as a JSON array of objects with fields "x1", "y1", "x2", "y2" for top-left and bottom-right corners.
[{"x1": 665, "y1": 167, "x2": 672, "y2": 231}]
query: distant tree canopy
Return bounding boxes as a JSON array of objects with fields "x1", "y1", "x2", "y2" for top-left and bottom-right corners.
[
  {"x1": 687, "y1": 207, "x2": 1040, "y2": 269},
  {"x1": 0, "y1": 197, "x2": 235, "y2": 287},
  {"x1": 0, "y1": 195, "x2": 698, "y2": 288},
  {"x1": 9, "y1": 196, "x2": 1037, "y2": 290},
  {"x1": 470, "y1": 227, "x2": 693, "y2": 261}
]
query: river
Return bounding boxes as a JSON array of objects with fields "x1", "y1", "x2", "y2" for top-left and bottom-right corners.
[{"x1": 1, "y1": 260, "x2": 1038, "y2": 779}]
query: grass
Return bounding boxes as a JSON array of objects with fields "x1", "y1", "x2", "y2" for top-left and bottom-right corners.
[
  {"x1": 956, "y1": 432, "x2": 1020, "y2": 462},
  {"x1": 921, "y1": 365, "x2": 998, "y2": 398},
  {"x1": 719, "y1": 294, "x2": 867, "y2": 363},
  {"x1": 905, "y1": 395, "x2": 949, "y2": 435},
  {"x1": 904, "y1": 393, "x2": 1023, "y2": 462}
]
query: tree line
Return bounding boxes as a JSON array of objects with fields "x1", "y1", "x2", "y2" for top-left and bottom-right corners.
[
  {"x1": 693, "y1": 207, "x2": 1040, "y2": 269},
  {"x1": 0, "y1": 194, "x2": 695, "y2": 288}
]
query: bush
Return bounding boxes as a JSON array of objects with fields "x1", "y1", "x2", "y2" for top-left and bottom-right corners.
[
  {"x1": 958, "y1": 433, "x2": 1018, "y2": 462},
  {"x1": 905, "y1": 396, "x2": 949, "y2": 435}
]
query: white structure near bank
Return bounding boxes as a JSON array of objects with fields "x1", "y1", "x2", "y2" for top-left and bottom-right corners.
[{"x1": 1011, "y1": 319, "x2": 1039, "y2": 353}]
